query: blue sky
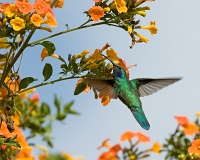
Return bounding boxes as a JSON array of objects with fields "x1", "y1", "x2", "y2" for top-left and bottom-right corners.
[{"x1": 14, "y1": 0, "x2": 200, "y2": 159}]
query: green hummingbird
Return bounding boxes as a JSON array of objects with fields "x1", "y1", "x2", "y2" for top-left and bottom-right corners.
[{"x1": 85, "y1": 55, "x2": 181, "y2": 130}]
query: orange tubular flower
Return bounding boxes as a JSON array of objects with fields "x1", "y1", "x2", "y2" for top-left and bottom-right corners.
[
  {"x1": 136, "y1": 132, "x2": 150, "y2": 142},
  {"x1": 88, "y1": 6, "x2": 104, "y2": 21},
  {"x1": 62, "y1": 153, "x2": 73, "y2": 160},
  {"x1": 183, "y1": 122, "x2": 199, "y2": 136},
  {"x1": 174, "y1": 116, "x2": 189, "y2": 126},
  {"x1": 16, "y1": 1, "x2": 34, "y2": 14},
  {"x1": 188, "y1": 139, "x2": 200, "y2": 154},
  {"x1": 54, "y1": 0, "x2": 64, "y2": 8},
  {"x1": 98, "y1": 138, "x2": 111, "y2": 150},
  {"x1": 98, "y1": 151, "x2": 118, "y2": 160},
  {"x1": 34, "y1": 0, "x2": 53, "y2": 15},
  {"x1": 110, "y1": 144, "x2": 121, "y2": 153},
  {"x1": 99, "y1": 93, "x2": 110, "y2": 106},
  {"x1": 30, "y1": 13, "x2": 43, "y2": 27},
  {"x1": 38, "y1": 152, "x2": 49, "y2": 160},
  {"x1": 0, "y1": 2, "x2": 10, "y2": 13},
  {"x1": 34, "y1": 0, "x2": 46, "y2": 15},
  {"x1": 120, "y1": 131, "x2": 136, "y2": 142},
  {"x1": 46, "y1": 12, "x2": 57, "y2": 27},
  {"x1": 40, "y1": 48, "x2": 59, "y2": 61}
]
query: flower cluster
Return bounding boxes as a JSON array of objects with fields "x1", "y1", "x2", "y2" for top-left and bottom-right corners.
[
  {"x1": 87, "y1": 0, "x2": 157, "y2": 48},
  {"x1": 0, "y1": 0, "x2": 59, "y2": 33},
  {"x1": 98, "y1": 131, "x2": 161, "y2": 160},
  {"x1": 175, "y1": 116, "x2": 199, "y2": 136},
  {"x1": 162, "y1": 114, "x2": 200, "y2": 160},
  {"x1": 74, "y1": 44, "x2": 136, "y2": 106},
  {"x1": 0, "y1": 114, "x2": 34, "y2": 159}
]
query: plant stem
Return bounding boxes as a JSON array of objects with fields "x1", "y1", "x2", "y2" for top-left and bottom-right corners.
[
  {"x1": 0, "y1": 29, "x2": 36, "y2": 88},
  {"x1": 18, "y1": 75, "x2": 87, "y2": 94},
  {"x1": 28, "y1": 22, "x2": 109, "y2": 46}
]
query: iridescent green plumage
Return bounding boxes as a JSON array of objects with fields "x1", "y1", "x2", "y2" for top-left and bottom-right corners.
[{"x1": 85, "y1": 55, "x2": 181, "y2": 130}]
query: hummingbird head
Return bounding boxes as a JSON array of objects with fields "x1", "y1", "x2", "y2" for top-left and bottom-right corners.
[{"x1": 101, "y1": 54, "x2": 125, "y2": 79}]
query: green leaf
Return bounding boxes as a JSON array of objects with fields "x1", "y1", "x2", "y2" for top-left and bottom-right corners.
[
  {"x1": 63, "y1": 101, "x2": 74, "y2": 112},
  {"x1": 54, "y1": 95, "x2": 60, "y2": 113},
  {"x1": 56, "y1": 113, "x2": 66, "y2": 121},
  {"x1": 60, "y1": 64, "x2": 68, "y2": 70},
  {"x1": 40, "y1": 41, "x2": 55, "y2": 56},
  {"x1": 19, "y1": 77, "x2": 37, "y2": 90},
  {"x1": 43, "y1": 63, "x2": 53, "y2": 81},
  {"x1": 45, "y1": 123, "x2": 52, "y2": 134},
  {"x1": 71, "y1": 61, "x2": 78, "y2": 73},
  {"x1": 0, "y1": 135, "x2": 6, "y2": 138},
  {"x1": 47, "y1": 140, "x2": 53, "y2": 148},
  {"x1": 74, "y1": 81, "x2": 87, "y2": 95},
  {"x1": 67, "y1": 109, "x2": 79, "y2": 115},
  {"x1": 4, "y1": 140, "x2": 21, "y2": 148},
  {"x1": 63, "y1": 101, "x2": 79, "y2": 115},
  {"x1": 39, "y1": 103, "x2": 50, "y2": 117}
]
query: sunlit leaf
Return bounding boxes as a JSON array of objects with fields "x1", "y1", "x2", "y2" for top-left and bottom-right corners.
[
  {"x1": 40, "y1": 41, "x2": 55, "y2": 56},
  {"x1": 19, "y1": 77, "x2": 37, "y2": 90},
  {"x1": 54, "y1": 95, "x2": 60, "y2": 113}
]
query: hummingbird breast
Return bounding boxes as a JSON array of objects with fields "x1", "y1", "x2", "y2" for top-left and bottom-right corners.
[{"x1": 114, "y1": 78, "x2": 142, "y2": 109}]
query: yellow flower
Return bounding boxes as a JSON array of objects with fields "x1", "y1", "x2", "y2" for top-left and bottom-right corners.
[
  {"x1": 87, "y1": 49, "x2": 103, "y2": 61},
  {"x1": 76, "y1": 50, "x2": 90, "y2": 59},
  {"x1": 140, "y1": 21, "x2": 158, "y2": 35},
  {"x1": 46, "y1": 12, "x2": 57, "y2": 27},
  {"x1": 62, "y1": 153, "x2": 73, "y2": 160},
  {"x1": 195, "y1": 112, "x2": 200, "y2": 117},
  {"x1": 127, "y1": 25, "x2": 132, "y2": 34},
  {"x1": 86, "y1": 63, "x2": 99, "y2": 70},
  {"x1": 5, "y1": 4, "x2": 18, "y2": 18},
  {"x1": 98, "y1": 138, "x2": 111, "y2": 149},
  {"x1": 0, "y1": 37, "x2": 8, "y2": 49},
  {"x1": 30, "y1": 13, "x2": 43, "y2": 27},
  {"x1": 35, "y1": 144, "x2": 47, "y2": 152},
  {"x1": 104, "y1": 7, "x2": 110, "y2": 12},
  {"x1": 106, "y1": 48, "x2": 118, "y2": 61},
  {"x1": 135, "y1": 0, "x2": 154, "y2": 7},
  {"x1": 135, "y1": 32, "x2": 149, "y2": 43},
  {"x1": 82, "y1": 59, "x2": 99, "y2": 70},
  {"x1": 38, "y1": 152, "x2": 48, "y2": 160},
  {"x1": 136, "y1": 10, "x2": 146, "y2": 17},
  {"x1": 10, "y1": 17, "x2": 25, "y2": 31},
  {"x1": 150, "y1": 142, "x2": 161, "y2": 154},
  {"x1": 114, "y1": 0, "x2": 127, "y2": 13}
]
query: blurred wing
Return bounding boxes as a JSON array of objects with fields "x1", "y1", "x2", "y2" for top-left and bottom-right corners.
[
  {"x1": 84, "y1": 78, "x2": 118, "y2": 99},
  {"x1": 130, "y1": 78, "x2": 182, "y2": 97}
]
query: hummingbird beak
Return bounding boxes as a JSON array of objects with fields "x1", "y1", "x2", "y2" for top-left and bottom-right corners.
[{"x1": 100, "y1": 54, "x2": 116, "y2": 66}]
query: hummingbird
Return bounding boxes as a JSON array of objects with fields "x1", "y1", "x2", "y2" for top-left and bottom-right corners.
[{"x1": 85, "y1": 55, "x2": 182, "y2": 130}]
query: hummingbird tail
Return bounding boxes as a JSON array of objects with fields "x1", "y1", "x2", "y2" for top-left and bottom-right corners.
[{"x1": 131, "y1": 108, "x2": 150, "y2": 130}]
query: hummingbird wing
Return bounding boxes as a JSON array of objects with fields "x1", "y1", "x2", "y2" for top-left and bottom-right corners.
[
  {"x1": 130, "y1": 78, "x2": 182, "y2": 97},
  {"x1": 84, "y1": 78, "x2": 118, "y2": 99}
]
